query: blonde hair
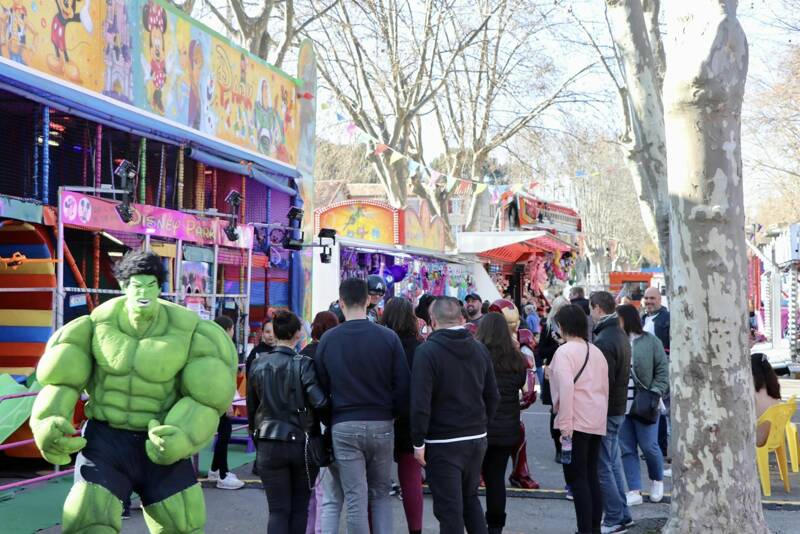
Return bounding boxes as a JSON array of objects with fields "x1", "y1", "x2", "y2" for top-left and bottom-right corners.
[{"x1": 547, "y1": 296, "x2": 570, "y2": 330}]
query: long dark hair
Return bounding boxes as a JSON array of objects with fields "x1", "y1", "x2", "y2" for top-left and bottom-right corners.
[
  {"x1": 476, "y1": 312, "x2": 525, "y2": 374},
  {"x1": 617, "y1": 304, "x2": 644, "y2": 335},
  {"x1": 380, "y1": 297, "x2": 419, "y2": 339},
  {"x1": 751, "y1": 353, "x2": 781, "y2": 400}
]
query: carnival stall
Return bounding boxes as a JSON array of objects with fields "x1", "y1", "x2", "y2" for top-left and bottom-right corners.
[
  {"x1": 0, "y1": 0, "x2": 318, "y2": 466},
  {"x1": 458, "y1": 230, "x2": 577, "y2": 308},
  {"x1": 312, "y1": 200, "x2": 482, "y2": 313}
]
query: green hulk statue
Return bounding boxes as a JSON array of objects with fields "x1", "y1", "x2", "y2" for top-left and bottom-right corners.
[{"x1": 30, "y1": 251, "x2": 237, "y2": 533}]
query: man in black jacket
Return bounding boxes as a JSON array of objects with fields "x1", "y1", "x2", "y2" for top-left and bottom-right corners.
[
  {"x1": 590, "y1": 291, "x2": 633, "y2": 532},
  {"x1": 315, "y1": 278, "x2": 410, "y2": 534},
  {"x1": 411, "y1": 296, "x2": 499, "y2": 534}
]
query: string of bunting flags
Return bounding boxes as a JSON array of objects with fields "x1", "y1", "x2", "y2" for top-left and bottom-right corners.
[{"x1": 320, "y1": 101, "x2": 531, "y2": 203}]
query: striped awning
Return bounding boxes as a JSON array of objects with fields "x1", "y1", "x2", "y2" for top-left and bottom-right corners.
[{"x1": 457, "y1": 231, "x2": 573, "y2": 264}]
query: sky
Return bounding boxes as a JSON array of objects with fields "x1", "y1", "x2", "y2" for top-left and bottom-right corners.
[{"x1": 196, "y1": 1, "x2": 797, "y2": 209}]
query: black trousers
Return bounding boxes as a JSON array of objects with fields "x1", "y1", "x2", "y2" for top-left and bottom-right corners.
[
  {"x1": 257, "y1": 440, "x2": 318, "y2": 534},
  {"x1": 481, "y1": 445, "x2": 514, "y2": 528},
  {"x1": 426, "y1": 438, "x2": 488, "y2": 534},
  {"x1": 550, "y1": 411, "x2": 561, "y2": 455},
  {"x1": 211, "y1": 415, "x2": 232, "y2": 478},
  {"x1": 562, "y1": 431, "x2": 602, "y2": 534}
]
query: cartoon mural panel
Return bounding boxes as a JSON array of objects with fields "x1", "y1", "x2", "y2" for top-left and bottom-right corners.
[
  {"x1": 0, "y1": 0, "x2": 103, "y2": 89},
  {"x1": 403, "y1": 203, "x2": 446, "y2": 252},
  {"x1": 0, "y1": 0, "x2": 306, "y2": 167},
  {"x1": 317, "y1": 202, "x2": 398, "y2": 246}
]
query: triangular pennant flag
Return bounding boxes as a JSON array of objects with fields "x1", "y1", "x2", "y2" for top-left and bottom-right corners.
[
  {"x1": 428, "y1": 170, "x2": 440, "y2": 187},
  {"x1": 321, "y1": 102, "x2": 330, "y2": 110},
  {"x1": 511, "y1": 183, "x2": 523, "y2": 193},
  {"x1": 336, "y1": 112, "x2": 346, "y2": 121},
  {"x1": 356, "y1": 131, "x2": 372, "y2": 144},
  {"x1": 346, "y1": 122, "x2": 358, "y2": 135},
  {"x1": 475, "y1": 183, "x2": 488, "y2": 195},
  {"x1": 374, "y1": 144, "x2": 389, "y2": 155},
  {"x1": 390, "y1": 151, "x2": 405, "y2": 165},
  {"x1": 446, "y1": 175, "x2": 457, "y2": 190},
  {"x1": 407, "y1": 160, "x2": 420, "y2": 175}
]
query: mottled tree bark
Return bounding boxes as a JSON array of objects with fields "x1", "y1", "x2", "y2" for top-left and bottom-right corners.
[
  {"x1": 606, "y1": 0, "x2": 670, "y2": 286},
  {"x1": 663, "y1": 1, "x2": 767, "y2": 532}
]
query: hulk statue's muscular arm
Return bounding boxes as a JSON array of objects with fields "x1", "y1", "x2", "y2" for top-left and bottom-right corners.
[
  {"x1": 29, "y1": 316, "x2": 93, "y2": 465},
  {"x1": 145, "y1": 318, "x2": 237, "y2": 465}
]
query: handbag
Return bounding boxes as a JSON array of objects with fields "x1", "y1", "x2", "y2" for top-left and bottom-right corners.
[
  {"x1": 289, "y1": 355, "x2": 334, "y2": 468},
  {"x1": 629, "y1": 365, "x2": 660, "y2": 424}
]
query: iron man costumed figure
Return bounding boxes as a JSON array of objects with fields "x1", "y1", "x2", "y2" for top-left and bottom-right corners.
[{"x1": 488, "y1": 299, "x2": 540, "y2": 489}]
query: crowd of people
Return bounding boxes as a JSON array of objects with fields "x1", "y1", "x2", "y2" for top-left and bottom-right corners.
[{"x1": 239, "y1": 280, "x2": 680, "y2": 534}]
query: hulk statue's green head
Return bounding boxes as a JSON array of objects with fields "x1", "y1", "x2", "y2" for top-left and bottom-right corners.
[{"x1": 114, "y1": 250, "x2": 165, "y2": 322}]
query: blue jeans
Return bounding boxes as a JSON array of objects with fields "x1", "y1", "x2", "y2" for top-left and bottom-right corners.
[
  {"x1": 536, "y1": 366, "x2": 545, "y2": 391},
  {"x1": 319, "y1": 465, "x2": 343, "y2": 534},
  {"x1": 658, "y1": 396, "x2": 671, "y2": 458},
  {"x1": 620, "y1": 413, "x2": 663, "y2": 492},
  {"x1": 598, "y1": 415, "x2": 631, "y2": 527},
  {"x1": 331, "y1": 420, "x2": 395, "y2": 534}
]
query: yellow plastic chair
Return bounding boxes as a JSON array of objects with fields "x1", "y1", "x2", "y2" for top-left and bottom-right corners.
[
  {"x1": 756, "y1": 398, "x2": 796, "y2": 496},
  {"x1": 788, "y1": 419, "x2": 799, "y2": 473},
  {"x1": 785, "y1": 394, "x2": 799, "y2": 473}
]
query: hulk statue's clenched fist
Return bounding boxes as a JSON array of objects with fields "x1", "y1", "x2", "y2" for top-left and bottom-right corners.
[{"x1": 30, "y1": 251, "x2": 237, "y2": 533}]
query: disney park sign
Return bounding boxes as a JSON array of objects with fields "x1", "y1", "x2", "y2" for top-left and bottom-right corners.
[{"x1": 61, "y1": 192, "x2": 251, "y2": 249}]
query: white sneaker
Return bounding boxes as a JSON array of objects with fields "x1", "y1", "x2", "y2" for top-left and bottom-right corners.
[
  {"x1": 216, "y1": 472, "x2": 245, "y2": 490},
  {"x1": 626, "y1": 491, "x2": 643, "y2": 506},
  {"x1": 207, "y1": 469, "x2": 220, "y2": 482},
  {"x1": 650, "y1": 480, "x2": 664, "y2": 503},
  {"x1": 663, "y1": 468, "x2": 672, "y2": 478},
  {"x1": 600, "y1": 524, "x2": 628, "y2": 534}
]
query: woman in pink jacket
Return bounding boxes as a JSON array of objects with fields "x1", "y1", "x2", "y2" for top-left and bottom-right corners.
[{"x1": 550, "y1": 304, "x2": 609, "y2": 534}]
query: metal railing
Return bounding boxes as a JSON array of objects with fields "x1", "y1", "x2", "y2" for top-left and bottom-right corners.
[{"x1": 0, "y1": 391, "x2": 74, "y2": 493}]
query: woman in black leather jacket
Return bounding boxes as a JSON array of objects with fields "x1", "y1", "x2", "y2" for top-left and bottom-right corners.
[{"x1": 247, "y1": 310, "x2": 329, "y2": 534}]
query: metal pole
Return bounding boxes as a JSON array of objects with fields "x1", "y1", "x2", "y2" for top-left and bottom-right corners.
[
  {"x1": 244, "y1": 235, "x2": 253, "y2": 350},
  {"x1": 790, "y1": 264, "x2": 799, "y2": 360},
  {"x1": 144, "y1": 234, "x2": 151, "y2": 251},
  {"x1": 56, "y1": 187, "x2": 64, "y2": 329},
  {"x1": 42, "y1": 106, "x2": 50, "y2": 204},
  {"x1": 175, "y1": 239, "x2": 183, "y2": 305},
  {"x1": 210, "y1": 244, "x2": 219, "y2": 317}
]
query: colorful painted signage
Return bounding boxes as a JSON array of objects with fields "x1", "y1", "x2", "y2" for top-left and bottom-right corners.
[
  {"x1": 0, "y1": 0, "x2": 303, "y2": 166},
  {"x1": 403, "y1": 204, "x2": 446, "y2": 253},
  {"x1": 316, "y1": 201, "x2": 399, "y2": 246},
  {"x1": 61, "y1": 191, "x2": 252, "y2": 249}
]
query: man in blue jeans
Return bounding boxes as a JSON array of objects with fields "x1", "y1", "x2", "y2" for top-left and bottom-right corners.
[
  {"x1": 315, "y1": 278, "x2": 411, "y2": 534},
  {"x1": 590, "y1": 291, "x2": 633, "y2": 534}
]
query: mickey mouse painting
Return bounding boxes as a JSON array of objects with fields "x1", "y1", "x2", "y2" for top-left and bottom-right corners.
[{"x1": 47, "y1": 0, "x2": 92, "y2": 83}]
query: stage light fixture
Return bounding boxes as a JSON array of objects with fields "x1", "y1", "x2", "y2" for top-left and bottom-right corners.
[
  {"x1": 318, "y1": 228, "x2": 337, "y2": 241},
  {"x1": 224, "y1": 190, "x2": 242, "y2": 241},
  {"x1": 114, "y1": 159, "x2": 138, "y2": 223},
  {"x1": 320, "y1": 246, "x2": 332, "y2": 264},
  {"x1": 282, "y1": 235, "x2": 304, "y2": 251},
  {"x1": 287, "y1": 206, "x2": 304, "y2": 223}
]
